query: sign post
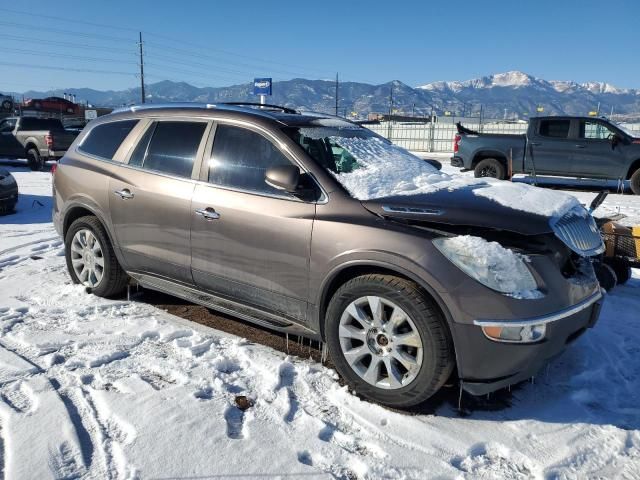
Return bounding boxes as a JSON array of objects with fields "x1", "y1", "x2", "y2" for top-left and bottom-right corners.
[{"x1": 253, "y1": 78, "x2": 272, "y2": 106}]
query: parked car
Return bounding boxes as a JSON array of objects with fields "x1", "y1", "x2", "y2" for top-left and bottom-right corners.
[
  {"x1": 451, "y1": 116, "x2": 640, "y2": 194},
  {"x1": 0, "y1": 93, "x2": 14, "y2": 112},
  {"x1": 0, "y1": 168, "x2": 18, "y2": 214},
  {"x1": 23, "y1": 96, "x2": 80, "y2": 115},
  {"x1": 0, "y1": 117, "x2": 79, "y2": 170},
  {"x1": 53, "y1": 103, "x2": 604, "y2": 408}
]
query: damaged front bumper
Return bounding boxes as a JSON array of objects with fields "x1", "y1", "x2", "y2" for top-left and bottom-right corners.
[{"x1": 454, "y1": 289, "x2": 604, "y2": 396}]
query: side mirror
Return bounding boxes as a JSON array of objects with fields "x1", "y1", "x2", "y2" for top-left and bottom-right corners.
[{"x1": 265, "y1": 165, "x2": 301, "y2": 193}]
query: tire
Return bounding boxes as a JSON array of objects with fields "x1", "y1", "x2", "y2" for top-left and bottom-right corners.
[
  {"x1": 325, "y1": 274, "x2": 454, "y2": 408},
  {"x1": 603, "y1": 256, "x2": 632, "y2": 285},
  {"x1": 26, "y1": 148, "x2": 44, "y2": 171},
  {"x1": 594, "y1": 262, "x2": 617, "y2": 292},
  {"x1": 474, "y1": 158, "x2": 506, "y2": 180},
  {"x1": 630, "y1": 168, "x2": 640, "y2": 195},
  {"x1": 64, "y1": 216, "x2": 129, "y2": 298}
]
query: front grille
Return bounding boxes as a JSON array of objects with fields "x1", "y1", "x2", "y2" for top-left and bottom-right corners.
[{"x1": 550, "y1": 206, "x2": 604, "y2": 257}]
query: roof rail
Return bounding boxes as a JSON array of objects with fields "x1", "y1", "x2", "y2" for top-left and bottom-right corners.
[{"x1": 219, "y1": 102, "x2": 299, "y2": 114}]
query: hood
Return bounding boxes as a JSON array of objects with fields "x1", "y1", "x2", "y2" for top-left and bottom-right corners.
[{"x1": 361, "y1": 185, "x2": 553, "y2": 235}]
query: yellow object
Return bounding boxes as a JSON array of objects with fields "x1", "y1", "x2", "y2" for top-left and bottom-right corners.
[
  {"x1": 588, "y1": 111, "x2": 598, "y2": 116},
  {"x1": 633, "y1": 226, "x2": 640, "y2": 255}
]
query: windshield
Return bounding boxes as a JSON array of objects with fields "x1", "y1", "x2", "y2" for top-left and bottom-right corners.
[{"x1": 285, "y1": 124, "x2": 477, "y2": 200}]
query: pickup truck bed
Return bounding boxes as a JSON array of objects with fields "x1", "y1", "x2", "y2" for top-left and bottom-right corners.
[{"x1": 0, "y1": 117, "x2": 79, "y2": 170}]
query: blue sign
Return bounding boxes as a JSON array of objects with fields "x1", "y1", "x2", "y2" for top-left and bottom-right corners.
[{"x1": 253, "y1": 78, "x2": 272, "y2": 96}]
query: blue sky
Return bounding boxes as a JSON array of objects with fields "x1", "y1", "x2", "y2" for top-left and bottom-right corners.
[{"x1": 1, "y1": 0, "x2": 638, "y2": 92}]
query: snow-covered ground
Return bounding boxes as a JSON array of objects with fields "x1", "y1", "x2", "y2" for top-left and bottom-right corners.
[{"x1": 1, "y1": 162, "x2": 639, "y2": 479}]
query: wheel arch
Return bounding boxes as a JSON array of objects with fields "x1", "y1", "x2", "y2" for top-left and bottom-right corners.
[
  {"x1": 62, "y1": 202, "x2": 124, "y2": 267},
  {"x1": 317, "y1": 261, "x2": 456, "y2": 344},
  {"x1": 626, "y1": 158, "x2": 640, "y2": 179},
  {"x1": 471, "y1": 150, "x2": 507, "y2": 169}
]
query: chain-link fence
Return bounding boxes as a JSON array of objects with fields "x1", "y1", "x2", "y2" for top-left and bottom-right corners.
[{"x1": 365, "y1": 118, "x2": 640, "y2": 153}]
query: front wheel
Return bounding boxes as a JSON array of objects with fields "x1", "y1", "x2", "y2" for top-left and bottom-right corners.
[
  {"x1": 64, "y1": 216, "x2": 129, "y2": 297},
  {"x1": 325, "y1": 274, "x2": 454, "y2": 408}
]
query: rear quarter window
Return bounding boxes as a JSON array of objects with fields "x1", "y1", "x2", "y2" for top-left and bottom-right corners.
[
  {"x1": 538, "y1": 120, "x2": 571, "y2": 138},
  {"x1": 78, "y1": 120, "x2": 139, "y2": 160}
]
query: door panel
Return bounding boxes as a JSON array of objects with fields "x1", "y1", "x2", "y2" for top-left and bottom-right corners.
[
  {"x1": 572, "y1": 120, "x2": 627, "y2": 178},
  {"x1": 190, "y1": 184, "x2": 315, "y2": 323},
  {"x1": 109, "y1": 170, "x2": 195, "y2": 283},
  {"x1": 528, "y1": 119, "x2": 574, "y2": 175}
]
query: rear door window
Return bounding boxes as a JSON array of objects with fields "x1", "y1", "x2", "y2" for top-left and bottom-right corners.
[
  {"x1": 19, "y1": 118, "x2": 64, "y2": 130},
  {"x1": 132, "y1": 121, "x2": 207, "y2": 178},
  {"x1": 538, "y1": 119, "x2": 571, "y2": 138},
  {"x1": 79, "y1": 120, "x2": 139, "y2": 159}
]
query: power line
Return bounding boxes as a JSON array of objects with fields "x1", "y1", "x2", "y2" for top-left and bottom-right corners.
[
  {"x1": 0, "y1": 6, "x2": 140, "y2": 33},
  {"x1": 0, "y1": 33, "x2": 137, "y2": 54},
  {"x1": 0, "y1": 20, "x2": 134, "y2": 43},
  {"x1": 3, "y1": 47, "x2": 138, "y2": 65},
  {"x1": 0, "y1": 61, "x2": 136, "y2": 77}
]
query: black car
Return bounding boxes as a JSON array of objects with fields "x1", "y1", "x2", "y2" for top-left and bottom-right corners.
[{"x1": 0, "y1": 169, "x2": 18, "y2": 214}]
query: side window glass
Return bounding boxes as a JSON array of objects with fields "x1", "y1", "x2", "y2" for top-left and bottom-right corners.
[
  {"x1": 580, "y1": 121, "x2": 614, "y2": 140},
  {"x1": 128, "y1": 123, "x2": 156, "y2": 167},
  {"x1": 208, "y1": 124, "x2": 293, "y2": 195},
  {"x1": 140, "y1": 121, "x2": 206, "y2": 178},
  {"x1": 79, "y1": 120, "x2": 139, "y2": 159},
  {"x1": 539, "y1": 120, "x2": 570, "y2": 138}
]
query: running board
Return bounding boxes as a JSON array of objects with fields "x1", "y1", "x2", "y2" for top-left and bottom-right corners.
[{"x1": 128, "y1": 272, "x2": 315, "y2": 336}]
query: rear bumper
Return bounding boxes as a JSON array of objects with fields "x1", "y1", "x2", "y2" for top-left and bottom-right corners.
[
  {"x1": 450, "y1": 156, "x2": 464, "y2": 168},
  {"x1": 455, "y1": 290, "x2": 603, "y2": 395}
]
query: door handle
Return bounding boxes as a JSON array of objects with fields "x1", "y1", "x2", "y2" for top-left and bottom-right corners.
[
  {"x1": 195, "y1": 207, "x2": 220, "y2": 220},
  {"x1": 530, "y1": 142, "x2": 541, "y2": 146},
  {"x1": 575, "y1": 145, "x2": 586, "y2": 149},
  {"x1": 113, "y1": 189, "x2": 134, "y2": 200}
]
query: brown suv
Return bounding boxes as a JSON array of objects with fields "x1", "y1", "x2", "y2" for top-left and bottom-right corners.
[{"x1": 53, "y1": 103, "x2": 604, "y2": 407}]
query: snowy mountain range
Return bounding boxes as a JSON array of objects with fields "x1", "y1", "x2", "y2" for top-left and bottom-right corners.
[{"x1": 10, "y1": 71, "x2": 640, "y2": 119}]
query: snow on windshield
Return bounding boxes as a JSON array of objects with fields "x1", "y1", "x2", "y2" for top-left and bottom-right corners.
[
  {"x1": 326, "y1": 136, "x2": 481, "y2": 199},
  {"x1": 322, "y1": 135, "x2": 580, "y2": 218}
]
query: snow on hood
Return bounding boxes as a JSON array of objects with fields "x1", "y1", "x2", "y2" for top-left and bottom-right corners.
[{"x1": 330, "y1": 136, "x2": 580, "y2": 218}]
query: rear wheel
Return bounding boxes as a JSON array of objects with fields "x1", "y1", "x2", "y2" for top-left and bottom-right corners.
[
  {"x1": 603, "y1": 256, "x2": 632, "y2": 285},
  {"x1": 474, "y1": 158, "x2": 506, "y2": 180},
  {"x1": 630, "y1": 168, "x2": 640, "y2": 195},
  {"x1": 26, "y1": 148, "x2": 44, "y2": 171},
  {"x1": 64, "y1": 216, "x2": 129, "y2": 297},
  {"x1": 325, "y1": 274, "x2": 454, "y2": 408}
]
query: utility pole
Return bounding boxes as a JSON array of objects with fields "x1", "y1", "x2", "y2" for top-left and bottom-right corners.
[
  {"x1": 335, "y1": 72, "x2": 339, "y2": 116},
  {"x1": 138, "y1": 32, "x2": 146, "y2": 104}
]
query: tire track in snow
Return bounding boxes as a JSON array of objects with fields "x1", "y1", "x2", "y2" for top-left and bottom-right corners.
[{"x1": 0, "y1": 338, "x2": 110, "y2": 478}]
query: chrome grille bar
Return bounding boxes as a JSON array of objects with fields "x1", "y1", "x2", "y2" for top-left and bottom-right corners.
[{"x1": 550, "y1": 206, "x2": 604, "y2": 257}]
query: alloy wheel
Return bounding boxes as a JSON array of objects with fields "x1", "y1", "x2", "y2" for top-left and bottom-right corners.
[
  {"x1": 70, "y1": 228, "x2": 105, "y2": 288},
  {"x1": 338, "y1": 296, "x2": 423, "y2": 389}
]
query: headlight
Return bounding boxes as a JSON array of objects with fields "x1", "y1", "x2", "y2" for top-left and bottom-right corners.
[{"x1": 433, "y1": 235, "x2": 541, "y2": 297}]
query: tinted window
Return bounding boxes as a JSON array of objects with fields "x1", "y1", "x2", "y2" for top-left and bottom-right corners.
[
  {"x1": 580, "y1": 121, "x2": 614, "y2": 140},
  {"x1": 141, "y1": 121, "x2": 206, "y2": 177},
  {"x1": 79, "y1": 120, "x2": 138, "y2": 159},
  {"x1": 128, "y1": 123, "x2": 156, "y2": 167},
  {"x1": 209, "y1": 124, "x2": 293, "y2": 195},
  {"x1": 539, "y1": 120, "x2": 570, "y2": 138},
  {"x1": 19, "y1": 118, "x2": 64, "y2": 131}
]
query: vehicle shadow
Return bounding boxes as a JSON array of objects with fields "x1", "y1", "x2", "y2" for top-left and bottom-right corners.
[
  {"x1": 0, "y1": 193, "x2": 52, "y2": 224},
  {"x1": 136, "y1": 285, "x2": 640, "y2": 431}
]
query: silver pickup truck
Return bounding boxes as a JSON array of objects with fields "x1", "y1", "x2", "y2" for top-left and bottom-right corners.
[
  {"x1": 451, "y1": 116, "x2": 640, "y2": 195},
  {"x1": 0, "y1": 117, "x2": 79, "y2": 170}
]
